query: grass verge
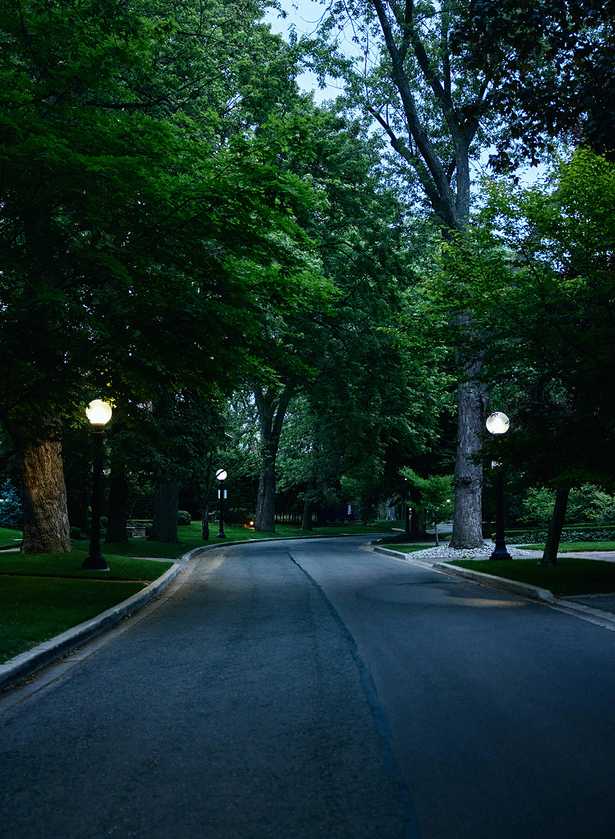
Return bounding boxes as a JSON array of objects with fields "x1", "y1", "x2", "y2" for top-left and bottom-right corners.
[
  {"x1": 0, "y1": 526, "x2": 22, "y2": 548},
  {"x1": 517, "y1": 541, "x2": 615, "y2": 553},
  {"x1": 0, "y1": 549, "x2": 172, "y2": 581},
  {"x1": 453, "y1": 557, "x2": 615, "y2": 597},
  {"x1": 0, "y1": 549, "x2": 172, "y2": 664},
  {"x1": 0, "y1": 576, "x2": 145, "y2": 663}
]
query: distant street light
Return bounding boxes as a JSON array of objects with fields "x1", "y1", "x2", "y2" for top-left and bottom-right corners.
[
  {"x1": 216, "y1": 468, "x2": 227, "y2": 539},
  {"x1": 83, "y1": 399, "x2": 113, "y2": 571},
  {"x1": 486, "y1": 411, "x2": 512, "y2": 561}
]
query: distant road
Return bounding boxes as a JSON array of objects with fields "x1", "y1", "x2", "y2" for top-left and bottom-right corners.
[{"x1": 2, "y1": 536, "x2": 615, "y2": 838}]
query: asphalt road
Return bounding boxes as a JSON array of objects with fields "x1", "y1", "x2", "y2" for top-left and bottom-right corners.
[{"x1": 2, "y1": 537, "x2": 615, "y2": 839}]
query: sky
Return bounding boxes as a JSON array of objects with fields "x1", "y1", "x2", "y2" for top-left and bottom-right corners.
[
  {"x1": 263, "y1": 2, "x2": 545, "y2": 187},
  {"x1": 264, "y1": 1, "x2": 351, "y2": 103}
]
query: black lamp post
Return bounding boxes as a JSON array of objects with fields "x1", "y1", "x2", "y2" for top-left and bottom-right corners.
[
  {"x1": 216, "y1": 468, "x2": 227, "y2": 539},
  {"x1": 486, "y1": 411, "x2": 512, "y2": 561},
  {"x1": 83, "y1": 399, "x2": 113, "y2": 571}
]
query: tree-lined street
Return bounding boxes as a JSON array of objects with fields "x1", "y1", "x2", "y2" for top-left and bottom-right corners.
[
  {"x1": 2, "y1": 3, "x2": 615, "y2": 835},
  {"x1": 3, "y1": 537, "x2": 615, "y2": 838}
]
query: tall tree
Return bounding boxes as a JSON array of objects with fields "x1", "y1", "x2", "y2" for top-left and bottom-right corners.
[
  {"x1": 452, "y1": 0, "x2": 615, "y2": 168},
  {"x1": 0, "y1": 0, "x2": 319, "y2": 551},
  {"x1": 432, "y1": 149, "x2": 615, "y2": 562},
  {"x1": 311, "y1": 0, "x2": 501, "y2": 546}
]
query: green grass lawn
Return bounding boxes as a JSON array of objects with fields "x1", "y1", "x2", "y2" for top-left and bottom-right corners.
[
  {"x1": 0, "y1": 576, "x2": 146, "y2": 663},
  {"x1": 0, "y1": 549, "x2": 171, "y2": 580},
  {"x1": 518, "y1": 541, "x2": 615, "y2": 553},
  {"x1": 453, "y1": 557, "x2": 615, "y2": 596},
  {"x1": 0, "y1": 549, "x2": 172, "y2": 664},
  {"x1": 75, "y1": 520, "x2": 400, "y2": 560},
  {"x1": 0, "y1": 526, "x2": 22, "y2": 548}
]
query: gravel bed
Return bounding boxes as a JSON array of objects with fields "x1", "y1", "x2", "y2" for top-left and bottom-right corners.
[{"x1": 397, "y1": 541, "x2": 536, "y2": 563}]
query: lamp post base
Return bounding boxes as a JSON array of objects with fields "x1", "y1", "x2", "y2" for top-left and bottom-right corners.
[
  {"x1": 82, "y1": 555, "x2": 110, "y2": 571},
  {"x1": 489, "y1": 545, "x2": 512, "y2": 561}
]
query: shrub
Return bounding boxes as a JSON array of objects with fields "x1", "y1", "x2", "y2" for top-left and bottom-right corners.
[
  {"x1": 0, "y1": 479, "x2": 22, "y2": 527},
  {"x1": 504, "y1": 525, "x2": 615, "y2": 544},
  {"x1": 70, "y1": 526, "x2": 82, "y2": 540},
  {"x1": 520, "y1": 484, "x2": 615, "y2": 526},
  {"x1": 177, "y1": 510, "x2": 191, "y2": 525}
]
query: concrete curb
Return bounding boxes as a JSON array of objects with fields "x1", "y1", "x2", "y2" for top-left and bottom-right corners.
[
  {"x1": 433, "y1": 562, "x2": 556, "y2": 603},
  {"x1": 373, "y1": 547, "x2": 615, "y2": 630},
  {"x1": 0, "y1": 546, "x2": 206, "y2": 692},
  {"x1": 432, "y1": 562, "x2": 615, "y2": 630},
  {"x1": 372, "y1": 545, "x2": 435, "y2": 565}
]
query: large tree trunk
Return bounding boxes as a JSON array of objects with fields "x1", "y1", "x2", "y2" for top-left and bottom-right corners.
[
  {"x1": 450, "y1": 377, "x2": 485, "y2": 548},
  {"x1": 21, "y1": 437, "x2": 71, "y2": 553},
  {"x1": 256, "y1": 456, "x2": 276, "y2": 532},
  {"x1": 106, "y1": 461, "x2": 129, "y2": 543},
  {"x1": 254, "y1": 385, "x2": 293, "y2": 532},
  {"x1": 151, "y1": 479, "x2": 179, "y2": 543},
  {"x1": 542, "y1": 486, "x2": 570, "y2": 566}
]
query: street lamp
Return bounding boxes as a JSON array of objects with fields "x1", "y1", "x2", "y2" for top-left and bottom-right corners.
[
  {"x1": 486, "y1": 411, "x2": 512, "y2": 561},
  {"x1": 83, "y1": 399, "x2": 113, "y2": 571},
  {"x1": 216, "y1": 468, "x2": 227, "y2": 539}
]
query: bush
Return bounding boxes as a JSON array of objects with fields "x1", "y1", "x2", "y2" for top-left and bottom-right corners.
[
  {"x1": 504, "y1": 525, "x2": 615, "y2": 544},
  {"x1": 520, "y1": 484, "x2": 615, "y2": 526},
  {"x1": 177, "y1": 510, "x2": 191, "y2": 525},
  {"x1": 70, "y1": 526, "x2": 82, "y2": 540},
  {"x1": 0, "y1": 479, "x2": 22, "y2": 527}
]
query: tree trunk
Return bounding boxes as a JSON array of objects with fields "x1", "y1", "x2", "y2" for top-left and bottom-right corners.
[
  {"x1": 254, "y1": 384, "x2": 292, "y2": 533},
  {"x1": 302, "y1": 497, "x2": 313, "y2": 531},
  {"x1": 434, "y1": 518, "x2": 439, "y2": 546},
  {"x1": 256, "y1": 454, "x2": 276, "y2": 532},
  {"x1": 106, "y1": 461, "x2": 129, "y2": 543},
  {"x1": 21, "y1": 437, "x2": 71, "y2": 553},
  {"x1": 152, "y1": 479, "x2": 179, "y2": 543},
  {"x1": 450, "y1": 377, "x2": 484, "y2": 548},
  {"x1": 542, "y1": 486, "x2": 570, "y2": 566}
]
